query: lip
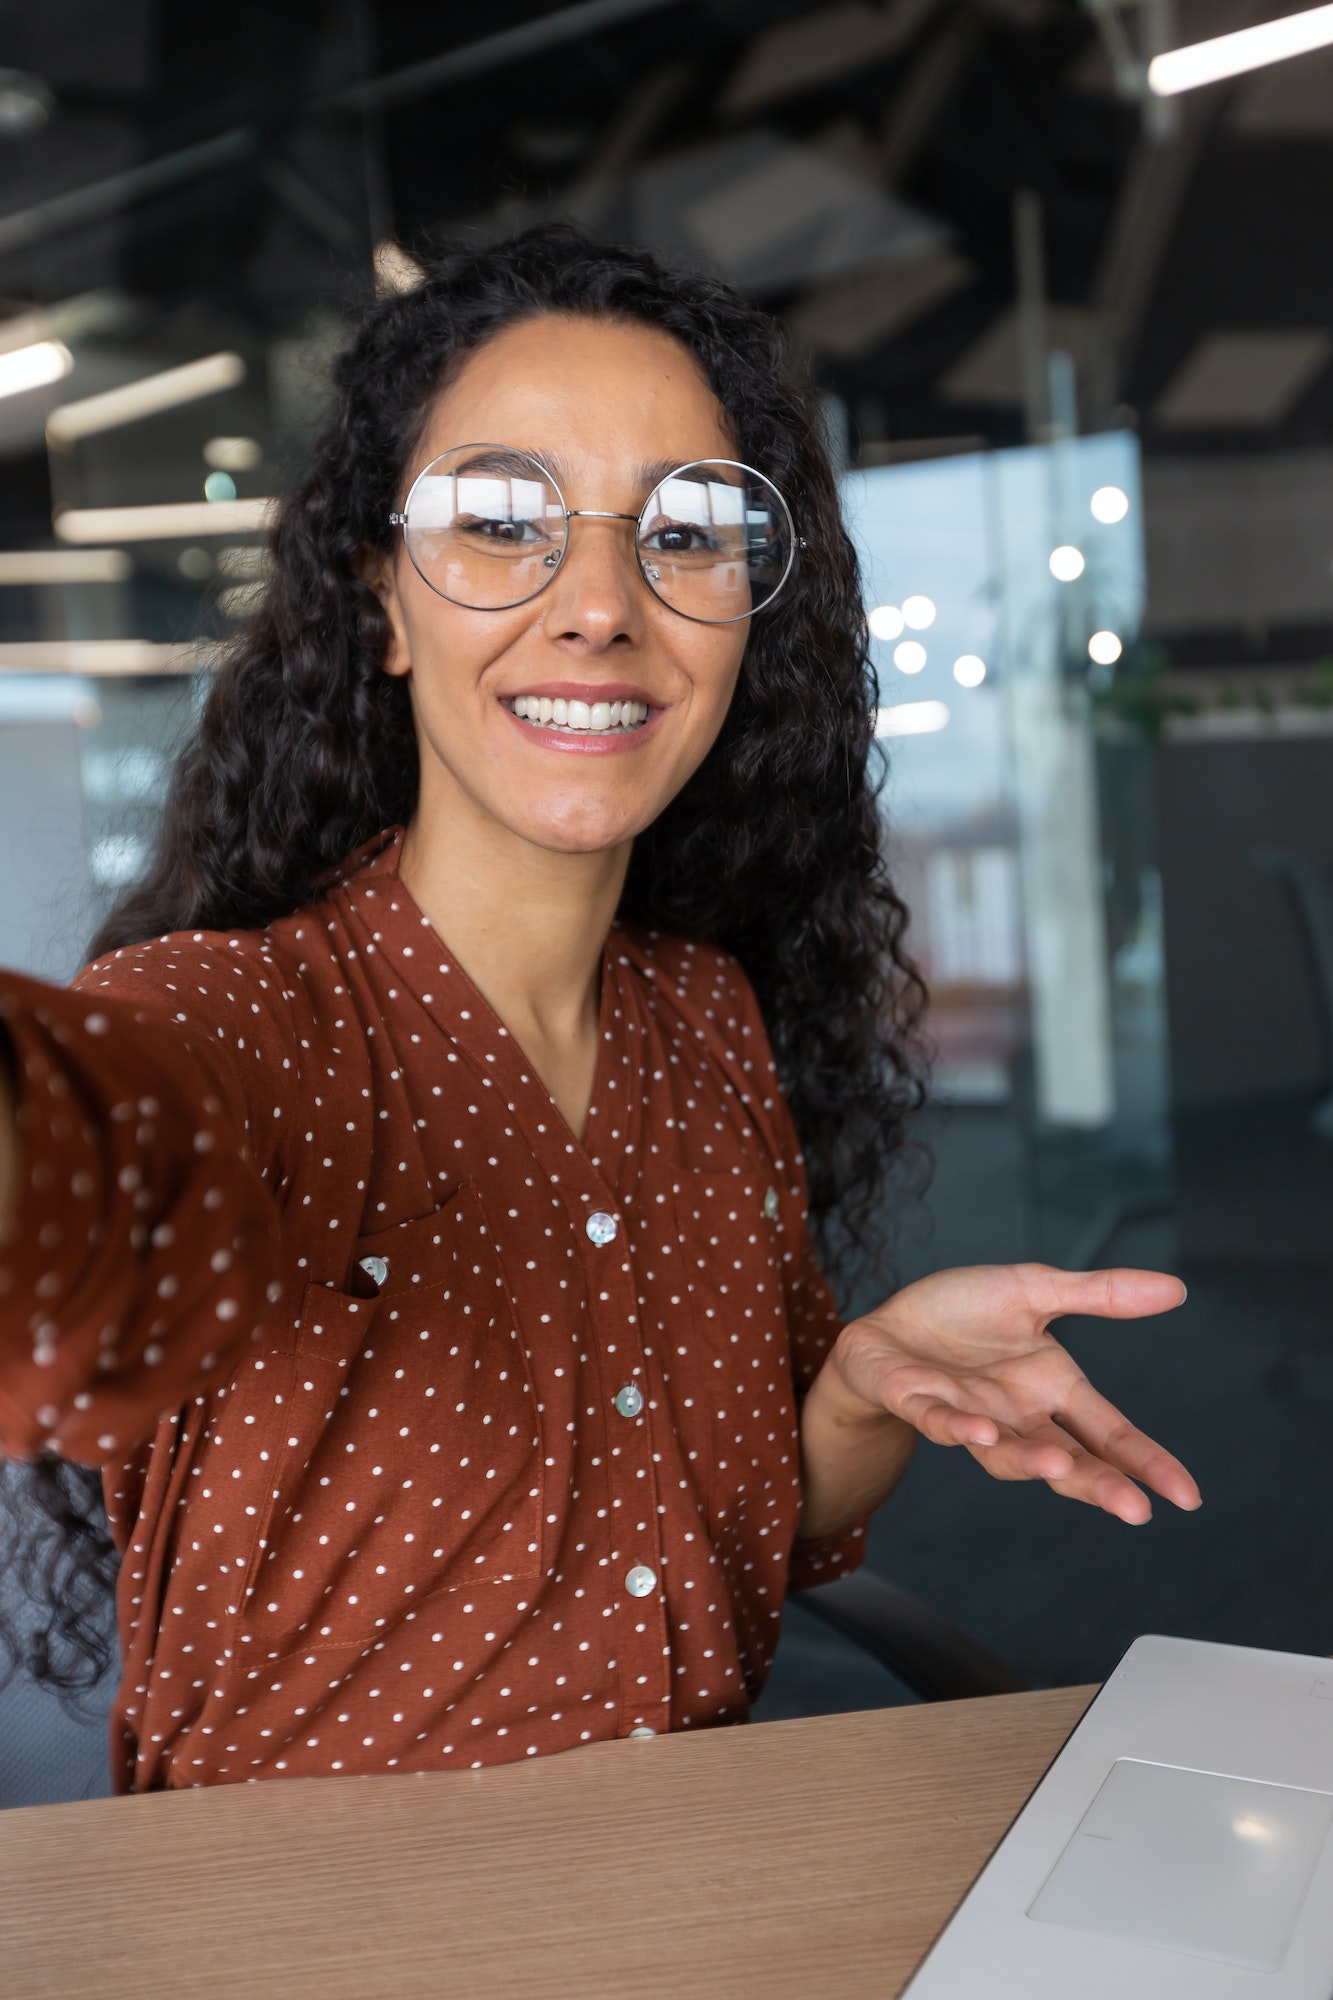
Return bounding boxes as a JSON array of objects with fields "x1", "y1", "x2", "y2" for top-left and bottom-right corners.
[{"x1": 498, "y1": 688, "x2": 664, "y2": 756}]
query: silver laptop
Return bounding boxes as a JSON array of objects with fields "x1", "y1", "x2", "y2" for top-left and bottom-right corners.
[{"x1": 904, "y1": 1635, "x2": 1333, "y2": 1998}]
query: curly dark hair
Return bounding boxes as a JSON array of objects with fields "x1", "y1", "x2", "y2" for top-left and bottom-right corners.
[{"x1": 0, "y1": 221, "x2": 927, "y2": 1720}]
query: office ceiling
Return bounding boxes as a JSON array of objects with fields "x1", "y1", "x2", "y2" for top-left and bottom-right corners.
[{"x1": 0, "y1": 1, "x2": 1330, "y2": 514}]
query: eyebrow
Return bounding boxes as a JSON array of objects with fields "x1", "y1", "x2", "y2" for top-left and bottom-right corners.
[
  {"x1": 448, "y1": 446, "x2": 551, "y2": 479},
  {"x1": 533, "y1": 452, "x2": 710, "y2": 498}
]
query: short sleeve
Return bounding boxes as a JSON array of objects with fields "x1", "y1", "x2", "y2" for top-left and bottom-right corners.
[{"x1": 0, "y1": 943, "x2": 293, "y2": 1466}]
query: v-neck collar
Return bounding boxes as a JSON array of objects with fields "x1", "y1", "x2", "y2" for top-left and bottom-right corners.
[{"x1": 334, "y1": 826, "x2": 629, "y2": 1202}]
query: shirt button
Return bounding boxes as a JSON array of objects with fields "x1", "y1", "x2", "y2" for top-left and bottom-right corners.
[
  {"x1": 629, "y1": 1726, "x2": 657, "y2": 1739},
  {"x1": 625, "y1": 1564, "x2": 657, "y2": 1597},
  {"x1": 762, "y1": 1187, "x2": 779, "y2": 1220},
  {"x1": 359, "y1": 1255, "x2": 389, "y2": 1287},
  {"x1": 586, "y1": 1211, "x2": 618, "y2": 1247},
  {"x1": 613, "y1": 1383, "x2": 644, "y2": 1419}
]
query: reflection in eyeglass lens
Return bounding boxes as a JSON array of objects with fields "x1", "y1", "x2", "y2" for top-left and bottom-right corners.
[
  {"x1": 405, "y1": 455, "x2": 567, "y2": 608},
  {"x1": 638, "y1": 466, "x2": 786, "y2": 620},
  {"x1": 401, "y1": 450, "x2": 790, "y2": 618}
]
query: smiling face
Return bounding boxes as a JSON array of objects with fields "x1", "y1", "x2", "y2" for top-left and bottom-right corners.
[{"x1": 373, "y1": 313, "x2": 751, "y2": 861}]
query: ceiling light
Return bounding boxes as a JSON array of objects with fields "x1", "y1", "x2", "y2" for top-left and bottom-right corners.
[
  {"x1": 1149, "y1": 5, "x2": 1333, "y2": 95},
  {"x1": 953, "y1": 655, "x2": 987, "y2": 687},
  {"x1": 1090, "y1": 485, "x2": 1129, "y2": 524},
  {"x1": 901, "y1": 593, "x2": 937, "y2": 629},
  {"x1": 1049, "y1": 545, "x2": 1086, "y2": 581},
  {"x1": 893, "y1": 640, "x2": 927, "y2": 673},
  {"x1": 46, "y1": 351, "x2": 246, "y2": 444},
  {"x1": 0, "y1": 292, "x2": 134, "y2": 361},
  {"x1": 0, "y1": 70, "x2": 53, "y2": 136},
  {"x1": 1088, "y1": 630, "x2": 1123, "y2": 665},
  {"x1": 875, "y1": 700, "x2": 950, "y2": 738},
  {"x1": 204, "y1": 435, "x2": 262, "y2": 472},
  {"x1": 0, "y1": 639, "x2": 207, "y2": 675},
  {"x1": 0, "y1": 339, "x2": 71, "y2": 400},
  {"x1": 54, "y1": 499, "x2": 275, "y2": 542},
  {"x1": 0, "y1": 548, "x2": 130, "y2": 584},
  {"x1": 868, "y1": 603, "x2": 904, "y2": 640}
]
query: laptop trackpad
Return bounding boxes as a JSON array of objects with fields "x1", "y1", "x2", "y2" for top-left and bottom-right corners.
[{"x1": 1027, "y1": 1759, "x2": 1333, "y2": 1970}]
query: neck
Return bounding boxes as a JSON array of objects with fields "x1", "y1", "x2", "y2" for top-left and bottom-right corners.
[{"x1": 397, "y1": 775, "x2": 630, "y2": 1059}]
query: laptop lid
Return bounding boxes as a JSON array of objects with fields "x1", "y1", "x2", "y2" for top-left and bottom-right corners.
[{"x1": 904, "y1": 1634, "x2": 1333, "y2": 1999}]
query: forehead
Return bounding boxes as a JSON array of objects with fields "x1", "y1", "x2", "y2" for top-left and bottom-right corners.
[{"x1": 414, "y1": 314, "x2": 735, "y2": 476}]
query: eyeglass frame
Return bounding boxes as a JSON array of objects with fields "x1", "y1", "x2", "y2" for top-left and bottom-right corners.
[{"x1": 387, "y1": 445, "x2": 801, "y2": 625}]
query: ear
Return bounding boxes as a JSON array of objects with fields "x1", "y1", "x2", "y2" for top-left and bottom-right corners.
[{"x1": 359, "y1": 547, "x2": 412, "y2": 681}]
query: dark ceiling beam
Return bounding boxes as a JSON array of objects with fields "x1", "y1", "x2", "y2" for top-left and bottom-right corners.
[
  {"x1": 874, "y1": 3, "x2": 987, "y2": 186},
  {"x1": 559, "y1": 60, "x2": 695, "y2": 232},
  {"x1": 329, "y1": 0, "x2": 685, "y2": 115},
  {"x1": 1084, "y1": 92, "x2": 1212, "y2": 423},
  {"x1": 264, "y1": 163, "x2": 363, "y2": 254},
  {"x1": 0, "y1": 0, "x2": 687, "y2": 261},
  {"x1": 0, "y1": 128, "x2": 255, "y2": 259}
]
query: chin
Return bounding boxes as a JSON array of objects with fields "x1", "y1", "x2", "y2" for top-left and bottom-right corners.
[{"x1": 511, "y1": 797, "x2": 649, "y2": 855}]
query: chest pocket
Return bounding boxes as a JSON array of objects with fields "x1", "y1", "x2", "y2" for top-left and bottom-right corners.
[
  {"x1": 235, "y1": 1186, "x2": 545, "y2": 1659},
  {"x1": 669, "y1": 1167, "x2": 799, "y2": 1530}
]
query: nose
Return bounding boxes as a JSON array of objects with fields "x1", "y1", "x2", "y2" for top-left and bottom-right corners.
[{"x1": 539, "y1": 513, "x2": 644, "y2": 651}]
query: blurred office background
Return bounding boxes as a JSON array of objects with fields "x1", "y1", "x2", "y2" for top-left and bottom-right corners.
[{"x1": 1, "y1": 0, "x2": 1332, "y2": 1803}]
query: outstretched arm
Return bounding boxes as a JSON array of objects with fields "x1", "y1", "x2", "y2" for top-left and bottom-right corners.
[
  {"x1": 0, "y1": 1027, "x2": 16, "y2": 1240},
  {"x1": 0, "y1": 965, "x2": 288, "y2": 1466},
  {"x1": 797, "y1": 1262, "x2": 1201, "y2": 1541}
]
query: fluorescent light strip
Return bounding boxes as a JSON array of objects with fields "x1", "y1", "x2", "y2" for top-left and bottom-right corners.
[
  {"x1": 54, "y1": 499, "x2": 275, "y2": 542},
  {"x1": 1149, "y1": 3, "x2": 1333, "y2": 94},
  {"x1": 875, "y1": 700, "x2": 951, "y2": 738},
  {"x1": 0, "y1": 291, "x2": 130, "y2": 360},
  {"x1": 0, "y1": 340, "x2": 72, "y2": 401},
  {"x1": 0, "y1": 640, "x2": 216, "y2": 676},
  {"x1": 0, "y1": 548, "x2": 131, "y2": 584},
  {"x1": 46, "y1": 350, "x2": 246, "y2": 443}
]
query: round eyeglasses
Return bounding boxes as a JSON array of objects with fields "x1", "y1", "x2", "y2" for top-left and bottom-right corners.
[{"x1": 389, "y1": 445, "x2": 796, "y2": 624}]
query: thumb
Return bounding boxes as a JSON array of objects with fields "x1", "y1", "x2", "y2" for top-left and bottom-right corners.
[{"x1": 1031, "y1": 1264, "x2": 1188, "y2": 1323}]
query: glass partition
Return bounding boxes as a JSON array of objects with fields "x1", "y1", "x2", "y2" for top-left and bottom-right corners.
[{"x1": 845, "y1": 430, "x2": 1168, "y2": 1258}]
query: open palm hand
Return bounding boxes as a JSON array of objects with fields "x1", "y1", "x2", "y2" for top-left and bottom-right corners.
[{"x1": 832, "y1": 1263, "x2": 1201, "y2": 1525}]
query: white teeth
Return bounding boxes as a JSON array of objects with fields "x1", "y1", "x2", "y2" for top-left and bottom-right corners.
[{"x1": 508, "y1": 695, "x2": 650, "y2": 733}]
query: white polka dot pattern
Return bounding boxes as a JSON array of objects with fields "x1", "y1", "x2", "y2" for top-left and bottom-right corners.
[{"x1": 0, "y1": 826, "x2": 865, "y2": 1795}]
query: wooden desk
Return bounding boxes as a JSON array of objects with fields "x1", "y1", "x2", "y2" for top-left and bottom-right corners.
[{"x1": 1, "y1": 1686, "x2": 1093, "y2": 1999}]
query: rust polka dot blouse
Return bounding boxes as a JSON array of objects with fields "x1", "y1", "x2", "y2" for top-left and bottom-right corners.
[{"x1": 0, "y1": 827, "x2": 865, "y2": 1793}]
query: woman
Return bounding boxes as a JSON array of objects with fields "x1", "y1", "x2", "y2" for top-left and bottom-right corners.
[{"x1": 0, "y1": 224, "x2": 1198, "y2": 1794}]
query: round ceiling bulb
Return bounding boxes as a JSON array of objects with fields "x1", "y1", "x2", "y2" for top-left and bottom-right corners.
[{"x1": 1090, "y1": 485, "x2": 1130, "y2": 525}]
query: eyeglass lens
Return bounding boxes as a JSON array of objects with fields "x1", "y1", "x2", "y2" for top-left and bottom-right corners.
[{"x1": 401, "y1": 446, "x2": 792, "y2": 622}]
